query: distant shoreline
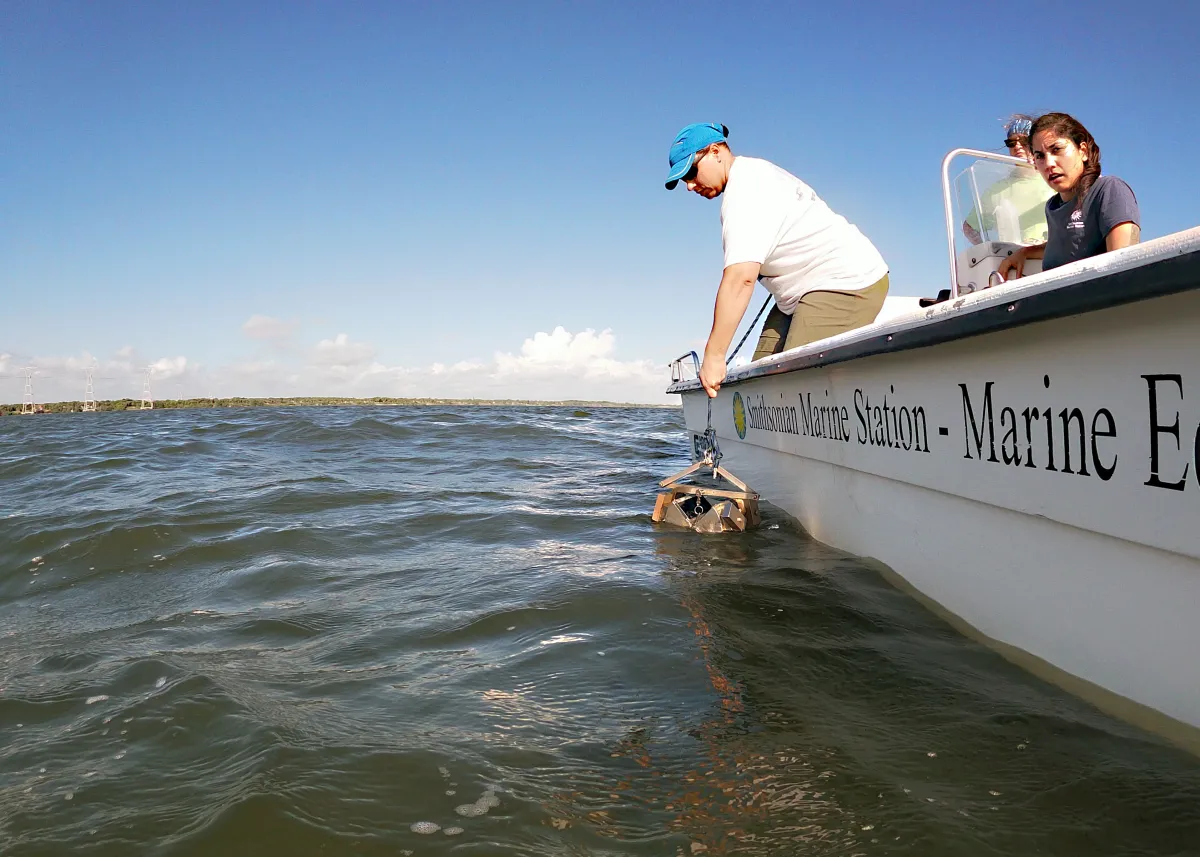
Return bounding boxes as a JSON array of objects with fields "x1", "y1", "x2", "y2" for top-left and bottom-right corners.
[{"x1": 1, "y1": 396, "x2": 676, "y2": 415}]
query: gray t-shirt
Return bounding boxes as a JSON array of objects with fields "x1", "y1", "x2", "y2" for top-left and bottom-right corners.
[{"x1": 1042, "y1": 175, "x2": 1139, "y2": 271}]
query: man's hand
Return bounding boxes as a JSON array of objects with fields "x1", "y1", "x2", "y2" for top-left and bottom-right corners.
[{"x1": 699, "y1": 353, "x2": 726, "y2": 398}]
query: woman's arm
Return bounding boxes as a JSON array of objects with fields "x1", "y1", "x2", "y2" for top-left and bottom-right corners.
[
  {"x1": 1106, "y1": 222, "x2": 1140, "y2": 252},
  {"x1": 699, "y1": 261, "x2": 761, "y2": 397},
  {"x1": 996, "y1": 243, "x2": 1046, "y2": 281}
]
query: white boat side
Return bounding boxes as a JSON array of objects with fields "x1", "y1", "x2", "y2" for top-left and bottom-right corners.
[{"x1": 667, "y1": 226, "x2": 1200, "y2": 736}]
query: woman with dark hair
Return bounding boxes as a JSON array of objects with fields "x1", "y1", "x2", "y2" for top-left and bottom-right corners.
[{"x1": 997, "y1": 113, "x2": 1140, "y2": 279}]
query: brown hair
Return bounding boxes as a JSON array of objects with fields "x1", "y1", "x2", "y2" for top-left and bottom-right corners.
[{"x1": 1030, "y1": 112, "x2": 1101, "y2": 209}]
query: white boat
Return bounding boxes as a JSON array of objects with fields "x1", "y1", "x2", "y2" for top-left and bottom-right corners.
[{"x1": 666, "y1": 148, "x2": 1200, "y2": 739}]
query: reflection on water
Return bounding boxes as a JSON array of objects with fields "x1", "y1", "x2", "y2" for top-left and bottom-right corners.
[
  {"x1": 1, "y1": 406, "x2": 1198, "y2": 856},
  {"x1": 647, "y1": 516, "x2": 1200, "y2": 855}
]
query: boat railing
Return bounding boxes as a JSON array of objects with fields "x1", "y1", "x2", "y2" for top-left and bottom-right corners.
[
  {"x1": 669, "y1": 351, "x2": 701, "y2": 383},
  {"x1": 941, "y1": 148, "x2": 1037, "y2": 298}
]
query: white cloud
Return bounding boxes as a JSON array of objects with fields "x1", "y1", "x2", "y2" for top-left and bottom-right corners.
[
  {"x1": 313, "y1": 333, "x2": 376, "y2": 368},
  {"x1": 242, "y1": 314, "x2": 299, "y2": 341},
  {"x1": 225, "y1": 359, "x2": 301, "y2": 393},
  {"x1": 497, "y1": 327, "x2": 612, "y2": 369},
  {"x1": 0, "y1": 348, "x2": 199, "y2": 404},
  {"x1": 494, "y1": 327, "x2": 619, "y2": 374},
  {"x1": 229, "y1": 359, "x2": 281, "y2": 378},
  {"x1": 25, "y1": 351, "x2": 100, "y2": 373},
  {"x1": 430, "y1": 360, "x2": 485, "y2": 375},
  {"x1": 4, "y1": 326, "x2": 676, "y2": 405},
  {"x1": 485, "y1": 327, "x2": 664, "y2": 399},
  {"x1": 290, "y1": 325, "x2": 670, "y2": 402},
  {"x1": 148, "y1": 356, "x2": 189, "y2": 381}
]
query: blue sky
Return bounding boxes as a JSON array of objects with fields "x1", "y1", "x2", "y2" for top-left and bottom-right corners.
[{"x1": 3, "y1": 0, "x2": 1197, "y2": 404}]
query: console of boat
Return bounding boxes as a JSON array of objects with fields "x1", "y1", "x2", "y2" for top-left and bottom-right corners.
[{"x1": 666, "y1": 148, "x2": 1200, "y2": 740}]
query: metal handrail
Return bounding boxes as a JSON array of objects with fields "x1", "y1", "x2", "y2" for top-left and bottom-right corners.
[
  {"x1": 669, "y1": 350, "x2": 701, "y2": 383},
  {"x1": 941, "y1": 148, "x2": 1035, "y2": 297}
]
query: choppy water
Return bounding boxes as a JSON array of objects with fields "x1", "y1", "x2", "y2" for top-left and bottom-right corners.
[{"x1": 2, "y1": 406, "x2": 1199, "y2": 857}]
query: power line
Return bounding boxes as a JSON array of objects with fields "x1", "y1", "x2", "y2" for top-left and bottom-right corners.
[
  {"x1": 140, "y1": 366, "x2": 154, "y2": 410},
  {"x1": 82, "y1": 364, "x2": 98, "y2": 412},
  {"x1": 21, "y1": 367, "x2": 35, "y2": 415}
]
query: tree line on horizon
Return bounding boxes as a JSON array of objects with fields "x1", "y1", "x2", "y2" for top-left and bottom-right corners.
[{"x1": 0, "y1": 396, "x2": 663, "y2": 415}]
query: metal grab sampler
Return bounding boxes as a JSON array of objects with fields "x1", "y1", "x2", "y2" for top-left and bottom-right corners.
[
  {"x1": 658, "y1": 351, "x2": 760, "y2": 532},
  {"x1": 651, "y1": 460, "x2": 760, "y2": 533}
]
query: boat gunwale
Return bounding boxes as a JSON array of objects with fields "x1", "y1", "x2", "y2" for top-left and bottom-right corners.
[{"x1": 667, "y1": 228, "x2": 1200, "y2": 394}]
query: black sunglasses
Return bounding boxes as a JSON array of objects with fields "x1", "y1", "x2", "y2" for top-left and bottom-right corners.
[
  {"x1": 1004, "y1": 138, "x2": 1026, "y2": 149},
  {"x1": 682, "y1": 148, "x2": 710, "y2": 182}
]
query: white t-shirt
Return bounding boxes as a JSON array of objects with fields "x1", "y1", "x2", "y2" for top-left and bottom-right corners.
[{"x1": 721, "y1": 156, "x2": 887, "y2": 314}]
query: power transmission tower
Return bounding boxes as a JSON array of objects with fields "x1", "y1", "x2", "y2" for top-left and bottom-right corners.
[
  {"x1": 21, "y1": 367, "x2": 35, "y2": 415},
  {"x1": 82, "y1": 364, "x2": 98, "y2": 412},
  {"x1": 140, "y1": 367, "x2": 154, "y2": 410}
]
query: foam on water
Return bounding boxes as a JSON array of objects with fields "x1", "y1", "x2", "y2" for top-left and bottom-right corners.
[{"x1": 454, "y1": 788, "x2": 500, "y2": 818}]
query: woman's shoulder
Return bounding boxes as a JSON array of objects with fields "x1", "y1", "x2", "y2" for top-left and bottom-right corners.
[
  {"x1": 1092, "y1": 174, "x2": 1137, "y2": 199},
  {"x1": 1089, "y1": 174, "x2": 1140, "y2": 226}
]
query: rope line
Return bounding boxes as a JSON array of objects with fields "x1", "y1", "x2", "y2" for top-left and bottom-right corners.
[{"x1": 726, "y1": 295, "x2": 773, "y2": 366}]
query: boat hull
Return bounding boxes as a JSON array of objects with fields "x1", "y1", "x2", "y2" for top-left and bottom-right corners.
[{"x1": 676, "y1": 277, "x2": 1200, "y2": 731}]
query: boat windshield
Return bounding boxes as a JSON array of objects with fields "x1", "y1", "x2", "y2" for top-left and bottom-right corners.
[
  {"x1": 952, "y1": 159, "x2": 1051, "y2": 254},
  {"x1": 941, "y1": 149, "x2": 1053, "y2": 296}
]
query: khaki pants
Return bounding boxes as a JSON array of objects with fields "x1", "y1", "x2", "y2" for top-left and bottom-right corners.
[{"x1": 752, "y1": 273, "x2": 889, "y2": 361}]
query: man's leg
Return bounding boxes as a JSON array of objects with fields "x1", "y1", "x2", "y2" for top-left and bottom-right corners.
[
  {"x1": 751, "y1": 304, "x2": 792, "y2": 361},
  {"x1": 782, "y1": 274, "x2": 889, "y2": 351}
]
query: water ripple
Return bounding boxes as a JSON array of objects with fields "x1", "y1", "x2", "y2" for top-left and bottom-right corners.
[{"x1": 1, "y1": 406, "x2": 1198, "y2": 855}]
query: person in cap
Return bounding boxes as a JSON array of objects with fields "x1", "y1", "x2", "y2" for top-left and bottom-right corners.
[
  {"x1": 962, "y1": 115, "x2": 1053, "y2": 246},
  {"x1": 665, "y1": 123, "x2": 889, "y2": 398}
]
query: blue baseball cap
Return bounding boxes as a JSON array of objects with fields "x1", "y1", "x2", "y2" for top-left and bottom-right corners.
[{"x1": 665, "y1": 122, "x2": 729, "y2": 189}]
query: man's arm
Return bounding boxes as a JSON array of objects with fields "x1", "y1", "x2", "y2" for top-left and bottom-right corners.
[
  {"x1": 699, "y1": 261, "x2": 761, "y2": 397},
  {"x1": 1106, "y1": 222, "x2": 1140, "y2": 252}
]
